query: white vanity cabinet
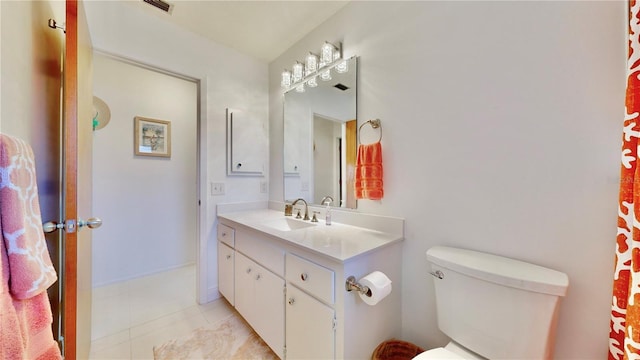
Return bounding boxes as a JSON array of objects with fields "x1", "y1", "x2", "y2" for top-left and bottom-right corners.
[{"x1": 217, "y1": 210, "x2": 403, "y2": 360}]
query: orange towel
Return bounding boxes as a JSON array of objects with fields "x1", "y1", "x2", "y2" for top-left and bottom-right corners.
[
  {"x1": 0, "y1": 134, "x2": 61, "y2": 359},
  {"x1": 355, "y1": 142, "x2": 384, "y2": 200}
]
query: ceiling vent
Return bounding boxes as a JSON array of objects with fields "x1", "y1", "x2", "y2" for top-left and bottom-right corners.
[
  {"x1": 334, "y1": 83, "x2": 349, "y2": 91},
  {"x1": 143, "y1": 0, "x2": 173, "y2": 14}
]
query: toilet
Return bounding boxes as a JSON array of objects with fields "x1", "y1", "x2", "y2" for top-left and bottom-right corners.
[{"x1": 415, "y1": 246, "x2": 569, "y2": 359}]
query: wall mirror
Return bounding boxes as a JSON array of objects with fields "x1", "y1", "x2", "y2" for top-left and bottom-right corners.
[{"x1": 284, "y1": 56, "x2": 357, "y2": 208}]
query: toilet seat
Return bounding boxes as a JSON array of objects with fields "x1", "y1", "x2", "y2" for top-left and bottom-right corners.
[
  {"x1": 412, "y1": 342, "x2": 484, "y2": 360},
  {"x1": 413, "y1": 347, "x2": 464, "y2": 359}
]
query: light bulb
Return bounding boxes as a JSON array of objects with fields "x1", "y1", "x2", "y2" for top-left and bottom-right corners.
[
  {"x1": 292, "y1": 62, "x2": 304, "y2": 83},
  {"x1": 335, "y1": 59, "x2": 348, "y2": 74},
  {"x1": 281, "y1": 70, "x2": 292, "y2": 88},
  {"x1": 295, "y1": 83, "x2": 305, "y2": 93},
  {"x1": 305, "y1": 53, "x2": 318, "y2": 75},
  {"x1": 307, "y1": 76, "x2": 318, "y2": 88},
  {"x1": 320, "y1": 69, "x2": 331, "y2": 81}
]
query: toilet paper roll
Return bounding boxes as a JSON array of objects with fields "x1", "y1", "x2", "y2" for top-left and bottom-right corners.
[{"x1": 358, "y1": 271, "x2": 392, "y2": 306}]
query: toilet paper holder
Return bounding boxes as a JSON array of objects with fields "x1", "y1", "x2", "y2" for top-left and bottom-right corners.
[{"x1": 345, "y1": 275, "x2": 372, "y2": 297}]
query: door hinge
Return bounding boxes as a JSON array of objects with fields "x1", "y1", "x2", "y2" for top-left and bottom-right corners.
[
  {"x1": 332, "y1": 317, "x2": 337, "y2": 331},
  {"x1": 283, "y1": 345, "x2": 286, "y2": 358}
]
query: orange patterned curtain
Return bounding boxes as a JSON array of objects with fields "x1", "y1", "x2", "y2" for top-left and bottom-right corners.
[{"x1": 611, "y1": 1, "x2": 640, "y2": 358}]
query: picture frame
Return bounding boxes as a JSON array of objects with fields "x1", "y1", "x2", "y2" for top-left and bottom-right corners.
[{"x1": 134, "y1": 116, "x2": 171, "y2": 158}]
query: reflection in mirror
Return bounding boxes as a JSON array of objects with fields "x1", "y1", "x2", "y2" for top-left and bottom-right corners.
[{"x1": 284, "y1": 56, "x2": 357, "y2": 209}]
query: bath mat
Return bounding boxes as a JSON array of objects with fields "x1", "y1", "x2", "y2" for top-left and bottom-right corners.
[{"x1": 153, "y1": 313, "x2": 278, "y2": 360}]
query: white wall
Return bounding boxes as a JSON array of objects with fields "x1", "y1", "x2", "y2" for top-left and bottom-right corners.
[
  {"x1": 0, "y1": 0, "x2": 65, "y2": 255},
  {"x1": 91, "y1": 54, "x2": 197, "y2": 286},
  {"x1": 84, "y1": 1, "x2": 269, "y2": 301},
  {"x1": 269, "y1": 2, "x2": 625, "y2": 358},
  {"x1": 0, "y1": 0, "x2": 64, "y2": 152}
]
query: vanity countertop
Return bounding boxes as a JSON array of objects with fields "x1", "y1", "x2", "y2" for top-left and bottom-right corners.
[{"x1": 218, "y1": 209, "x2": 403, "y2": 262}]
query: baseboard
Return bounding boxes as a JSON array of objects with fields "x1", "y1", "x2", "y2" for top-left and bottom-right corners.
[
  {"x1": 207, "y1": 286, "x2": 222, "y2": 303},
  {"x1": 93, "y1": 262, "x2": 196, "y2": 288}
]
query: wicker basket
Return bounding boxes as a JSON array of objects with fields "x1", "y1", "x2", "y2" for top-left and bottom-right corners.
[{"x1": 371, "y1": 339, "x2": 425, "y2": 360}]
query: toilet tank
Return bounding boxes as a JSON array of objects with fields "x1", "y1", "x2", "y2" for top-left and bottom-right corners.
[{"x1": 426, "y1": 246, "x2": 568, "y2": 360}]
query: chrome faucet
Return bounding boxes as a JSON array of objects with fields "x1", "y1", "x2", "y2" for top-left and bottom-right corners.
[
  {"x1": 292, "y1": 198, "x2": 310, "y2": 221},
  {"x1": 321, "y1": 196, "x2": 334, "y2": 206}
]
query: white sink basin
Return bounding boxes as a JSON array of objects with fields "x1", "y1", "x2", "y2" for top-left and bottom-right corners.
[{"x1": 262, "y1": 217, "x2": 317, "y2": 231}]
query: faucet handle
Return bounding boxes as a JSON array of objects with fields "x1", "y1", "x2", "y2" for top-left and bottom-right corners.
[{"x1": 311, "y1": 211, "x2": 319, "y2": 222}]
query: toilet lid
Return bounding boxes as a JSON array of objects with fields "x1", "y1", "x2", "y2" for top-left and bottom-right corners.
[{"x1": 413, "y1": 347, "x2": 465, "y2": 359}]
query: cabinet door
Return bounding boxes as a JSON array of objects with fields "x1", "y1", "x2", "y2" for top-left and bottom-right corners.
[
  {"x1": 217, "y1": 241, "x2": 235, "y2": 305},
  {"x1": 235, "y1": 252, "x2": 285, "y2": 358},
  {"x1": 254, "y1": 264, "x2": 285, "y2": 357},
  {"x1": 234, "y1": 252, "x2": 256, "y2": 323},
  {"x1": 286, "y1": 285, "x2": 335, "y2": 359}
]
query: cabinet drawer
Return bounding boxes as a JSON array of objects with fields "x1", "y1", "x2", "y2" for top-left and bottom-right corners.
[
  {"x1": 286, "y1": 253, "x2": 334, "y2": 305},
  {"x1": 217, "y1": 223, "x2": 235, "y2": 247},
  {"x1": 236, "y1": 229, "x2": 285, "y2": 277}
]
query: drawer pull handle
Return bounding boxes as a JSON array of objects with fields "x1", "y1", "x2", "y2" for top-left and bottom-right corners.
[
  {"x1": 300, "y1": 273, "x2": 308, "y2": 281},
  {"x1": 255, "y1": 274, "x2": 261, "y2": 281},
  {"x1": 226, "y1": 255, "x2": 231, "y2": 260},
  {"x1": 222, "y1": 232, "x2": 227, "y2": 237},
  {"x1": 288, "y1": 297, "x2": 295, "y2": 305},
  {"x1": 246, "y1": 268, "x2": 252, "y2": 274}
]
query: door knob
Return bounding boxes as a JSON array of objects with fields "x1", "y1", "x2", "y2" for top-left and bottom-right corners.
[
  {"x1": 42, "y1": 219, "x2": 79, "y2": 233},
  {"x1": 42, "y1": 221, "x2": 64, "y2": 233},
  {"x1": 78, "y1": 217, "x2": 102, "y2": 230}
]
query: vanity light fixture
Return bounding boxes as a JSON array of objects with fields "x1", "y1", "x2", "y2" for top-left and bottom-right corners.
[
  {"x1": 306, "y1": 53, "x2": 319, "y2": 74},
  {"x1": 335, "y1": 58, "x2": 348, "y2": 74},
  {"x1": 292, "y1": 62, "x2": 305, "y2": 83},
  {"x1": 281, "y1": 41, "x2": 344, "y2": 93},
  {"x1": 281, "y1": 69, "x2": 292, "y2": 89},
  {"x1": 321, "y1": 41, "x2": 338, "y2": 66},
  {"x1": 320, "y1": 69, "x2": 332, "y2": 81}
]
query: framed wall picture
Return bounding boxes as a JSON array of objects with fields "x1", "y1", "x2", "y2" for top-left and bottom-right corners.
[{"x1": 134, "y1": 116, "x2": 171, "y2": 158}]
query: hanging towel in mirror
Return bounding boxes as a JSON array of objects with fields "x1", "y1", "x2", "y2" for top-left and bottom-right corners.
[{"x1": 355, "y1": 142, "x2": 384, "y2": 200}]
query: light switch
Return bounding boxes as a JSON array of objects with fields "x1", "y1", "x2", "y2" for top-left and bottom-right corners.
[{"x1": 211, "y1": 182, "x2": 225, "y2": 196}]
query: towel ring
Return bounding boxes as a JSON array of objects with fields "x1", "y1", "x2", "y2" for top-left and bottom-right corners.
[{"x1": 358, "y1": 119, "x2": 382, "y2": 144}]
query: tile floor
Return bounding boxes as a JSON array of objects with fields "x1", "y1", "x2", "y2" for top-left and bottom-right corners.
[{"x1": 89, "y1": 265, "x2": 234, "y2": 359}]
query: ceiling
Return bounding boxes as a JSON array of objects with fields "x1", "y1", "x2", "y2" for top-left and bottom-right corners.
[{"x1": 126, "y1": 0, "x2": 350, "y2": 63}]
